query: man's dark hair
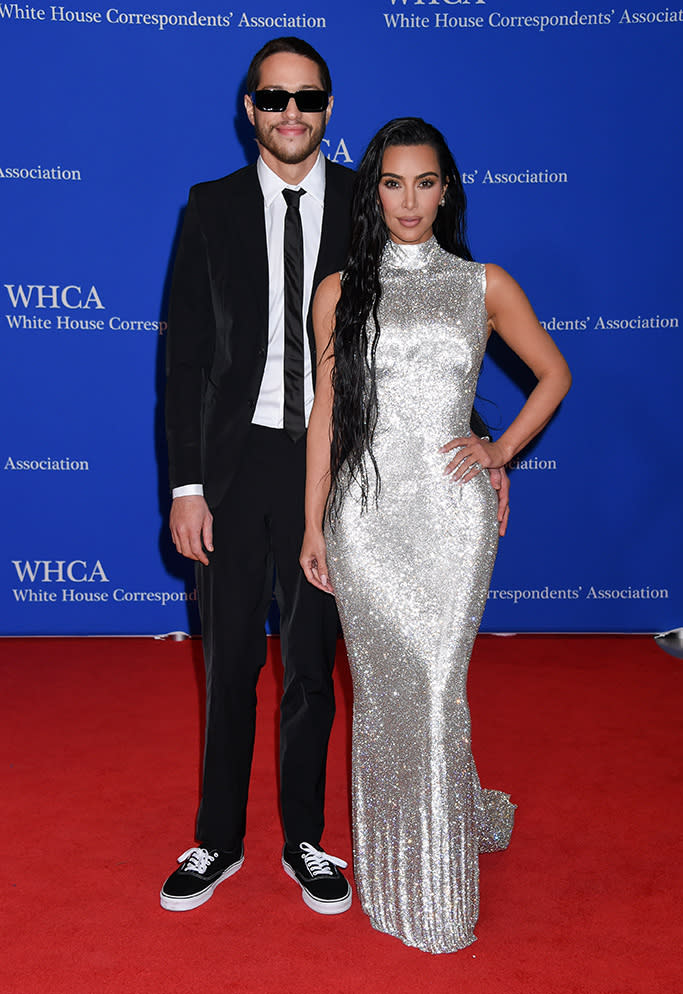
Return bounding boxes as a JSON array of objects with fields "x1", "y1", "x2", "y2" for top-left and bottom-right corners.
[{"x1": 246, "y1": 36, "x2": 332, "y2": 94}]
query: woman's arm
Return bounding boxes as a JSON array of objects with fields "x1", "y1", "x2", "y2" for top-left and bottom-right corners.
[
  {"x1": 300, "y1": 272, "x2": 342, "y2": 594},
  {"x1": 442, "y1": 263, "x2": 571, "y2": 478}
]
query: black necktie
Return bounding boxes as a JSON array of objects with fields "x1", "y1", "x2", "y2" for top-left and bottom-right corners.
[{"x1": 282, "y1": 187, "x2": 306, "y2": 441}]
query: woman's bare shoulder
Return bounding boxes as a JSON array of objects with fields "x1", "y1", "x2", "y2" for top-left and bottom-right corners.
[
  {"x1": 312, "y1": 272, "x2": 343, "y2": 345},
  {"x1": 315, "y1": 271, "x2": 342, "y2": 305},
  {"x1": 313, "y1": 272, "x2": 342, "y2": 325}
]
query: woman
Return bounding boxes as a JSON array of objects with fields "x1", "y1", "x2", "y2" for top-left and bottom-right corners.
[{"x1": 300, "y1": 118, "x2": 571, "y2": 953}]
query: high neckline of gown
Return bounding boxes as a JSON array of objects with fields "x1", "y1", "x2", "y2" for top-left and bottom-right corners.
[{"x1": 382, "y1": 236, "x2": 438, "y2": 270}]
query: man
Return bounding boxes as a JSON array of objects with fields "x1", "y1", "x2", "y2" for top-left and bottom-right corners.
[
  {"x1": 162, "y1": 37, "x2": 354, "y2": 916},
  {"x1": 162, "y1": 36, "x2": 509, "y2": 917}
]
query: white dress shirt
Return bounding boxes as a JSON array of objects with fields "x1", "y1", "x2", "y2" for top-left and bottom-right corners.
[{"x1": 172, "y1": 152, "x2": 326, "y2": 500}]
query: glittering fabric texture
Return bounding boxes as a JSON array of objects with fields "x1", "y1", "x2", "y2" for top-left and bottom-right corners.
[{"x1": 326, "y1": 238, "x2": 515, "y2": 954}]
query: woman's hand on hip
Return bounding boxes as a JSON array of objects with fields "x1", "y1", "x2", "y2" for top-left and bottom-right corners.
[
  {"x1": 440, "y1": 436, "x2": 511, "y2": 536},
  {"x1": 440, "y1": 435, "x2": 509, "y2": 482}
]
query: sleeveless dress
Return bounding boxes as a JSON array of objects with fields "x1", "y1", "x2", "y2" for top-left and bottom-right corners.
[{"x1": 325, "y1": 237, "x2": 515, "y2": 954}]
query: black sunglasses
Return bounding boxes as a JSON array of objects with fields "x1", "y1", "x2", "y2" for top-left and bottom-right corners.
[{"x1": 250, "y1": 89, "x2": 330, "y2": 113}]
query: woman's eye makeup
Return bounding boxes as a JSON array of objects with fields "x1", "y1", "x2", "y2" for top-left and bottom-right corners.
[{"x1": 380, "y1": 177, "x2": 438, "y2": 190}]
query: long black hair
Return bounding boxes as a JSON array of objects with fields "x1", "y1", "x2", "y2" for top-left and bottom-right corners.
[{"x1": 328, "y1": 117, "x2": 473, "y2": 521}]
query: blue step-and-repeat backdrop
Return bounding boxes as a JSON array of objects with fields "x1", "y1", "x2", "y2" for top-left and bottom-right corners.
[{"x1": 1, "y1": 1, "x2": 681, "y2": 635}]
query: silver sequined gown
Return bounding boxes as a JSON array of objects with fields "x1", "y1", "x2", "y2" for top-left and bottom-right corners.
[{"x1": 326, "y1": 238, "x2": 515, "y2": 954}]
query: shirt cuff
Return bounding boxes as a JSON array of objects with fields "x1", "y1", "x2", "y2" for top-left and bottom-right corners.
[{"x1": 172, "y1": 484, "x2": 204, "y2": 498}]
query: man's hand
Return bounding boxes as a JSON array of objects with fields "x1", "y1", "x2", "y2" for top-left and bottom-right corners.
[{"x1": 169, "y1": 495, "x2": 214, "y2": 566}]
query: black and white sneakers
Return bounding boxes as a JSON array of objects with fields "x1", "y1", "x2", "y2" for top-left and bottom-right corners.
[
  {"x1": 160, "y1": 845, "x2": 244, "y2": 911},
  {"x1": 282, "y1": 842, "x2": 352, "y2": 915},
  {"x1": 160, "y1": 840, "x2": 352, "y2": 914}
]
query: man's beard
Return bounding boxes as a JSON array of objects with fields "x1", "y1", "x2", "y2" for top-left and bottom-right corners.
[{"x1": 253, "y1": 115, "x2": 328, "y2": 165}]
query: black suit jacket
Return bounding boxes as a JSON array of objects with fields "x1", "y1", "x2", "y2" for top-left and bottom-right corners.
[{"x1": 166, "y1": 158, "x2": 356, "y2": 509}]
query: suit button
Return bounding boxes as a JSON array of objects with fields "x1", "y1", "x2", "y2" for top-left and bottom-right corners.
[
  {"x1": 258, "y1": 347, "x2": 266, "y2": 357},
  {"x1": 247, "y1": 399, "x2": 255, "y2": 410}
]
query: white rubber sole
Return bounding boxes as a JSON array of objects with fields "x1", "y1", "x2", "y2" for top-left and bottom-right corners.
[
  {"x1": 160, "y1": 854, "x2": 244, "y2": 911},
  {"x1": 282, "y1": 859, "x2": 352, "y2": 915}
]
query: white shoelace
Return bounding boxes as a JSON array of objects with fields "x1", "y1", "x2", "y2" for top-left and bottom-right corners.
[
  {"x1": 177, "y1": 847, "x2": 216, "y2": 874},
  {"x1": 299, "y1": 842, "x2": 348, "y2": 877}
]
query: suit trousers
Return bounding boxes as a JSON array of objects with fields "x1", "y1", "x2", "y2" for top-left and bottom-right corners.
[{"x1": 195, "y1": 424, "x2": 339, "y2": 851}]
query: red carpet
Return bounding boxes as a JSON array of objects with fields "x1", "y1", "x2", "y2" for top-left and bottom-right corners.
[{"x1": 2, "y1": 635, "x2": 681, "y2": 993}]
